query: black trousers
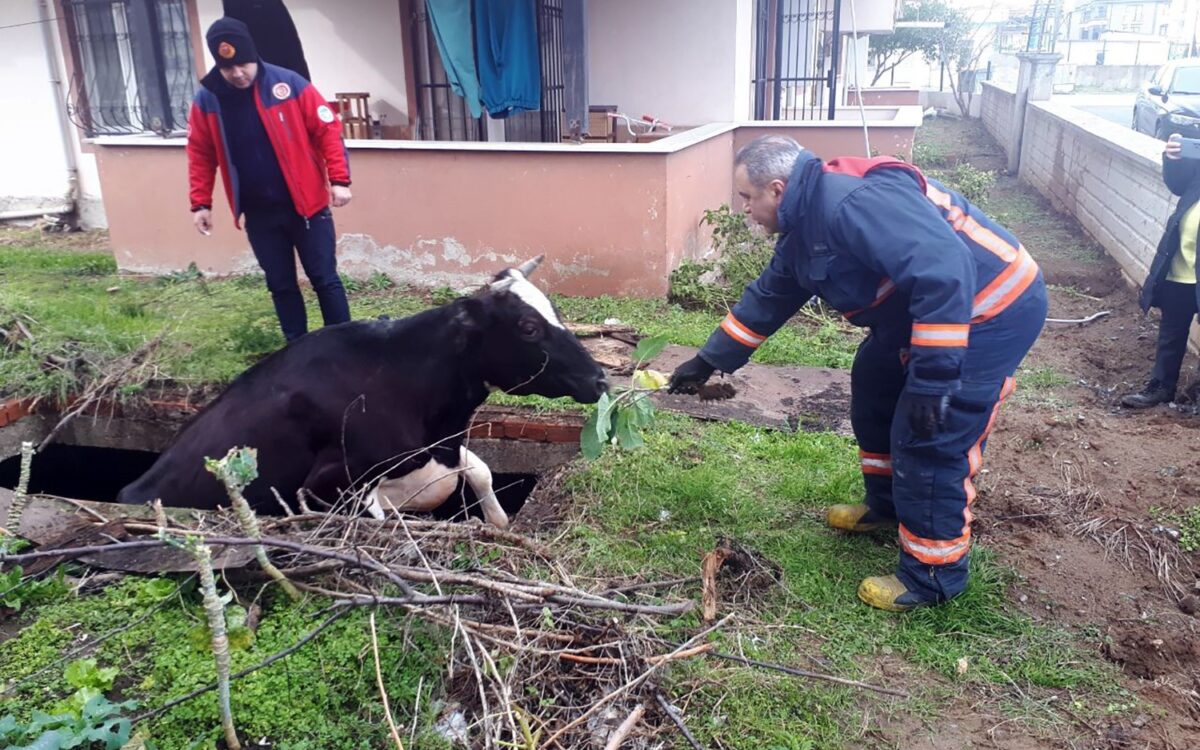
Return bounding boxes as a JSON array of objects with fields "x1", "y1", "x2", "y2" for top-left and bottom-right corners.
[
  {"x1": 1150, "y1": 280, "x2": 1198, "y2": 393},
  {"x1": 243, "y1": 206, "x2": 351, "y2": 341}
]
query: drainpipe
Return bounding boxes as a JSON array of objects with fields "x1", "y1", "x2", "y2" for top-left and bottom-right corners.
[{"x1": 35, "y1": 0, "x2": 78, "y2": 219}]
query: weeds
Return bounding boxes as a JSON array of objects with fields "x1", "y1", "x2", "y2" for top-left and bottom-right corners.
[{"x1": 669, "y1": 205, "x2": 773, "y2": 309}]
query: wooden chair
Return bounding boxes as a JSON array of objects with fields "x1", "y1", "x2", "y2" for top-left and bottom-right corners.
[{"x1": 335, "y1": 92, "x2": 372, "y2": 139}]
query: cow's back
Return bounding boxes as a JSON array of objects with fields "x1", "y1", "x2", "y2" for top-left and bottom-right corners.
[{"x1": 118, "y1": 310, "x2": 479, "y2": 511}]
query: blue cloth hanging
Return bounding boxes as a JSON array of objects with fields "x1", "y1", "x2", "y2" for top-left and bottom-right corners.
[
  {"x1": 426, "y1": 0, "x2": 484, "y2": 119},
  {"x1": 473, "y1": 0, "x2": 541, "y2": 118}
]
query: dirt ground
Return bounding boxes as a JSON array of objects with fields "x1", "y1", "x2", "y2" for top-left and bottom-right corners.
[{"x1": 903, "y1": 123, "x2": 1200, "y2": 749}]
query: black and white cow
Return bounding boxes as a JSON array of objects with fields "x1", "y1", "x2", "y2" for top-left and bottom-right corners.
[{"x1": 116, "y1": 257, "x2": 606, "y2": 528}]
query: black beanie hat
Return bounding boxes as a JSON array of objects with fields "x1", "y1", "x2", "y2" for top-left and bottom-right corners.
[{"x1": 206, "y1": 17, "x2": 257, "y2": 67}]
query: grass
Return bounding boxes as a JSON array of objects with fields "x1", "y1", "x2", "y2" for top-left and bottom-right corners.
[
  {"x1": 0, "y1": 242, "x2": 861, "y2": 403},
  {"x1": 0, "y1": 577, "x2": 452, "y2": 749},
  {"x1": 560, "y1": 414, "x2": 1128, "y2": 746}
]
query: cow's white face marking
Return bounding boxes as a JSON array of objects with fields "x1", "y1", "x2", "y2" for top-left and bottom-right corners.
[{"x1": 506, "y1": 271, "x2": 564, "y2": 330}]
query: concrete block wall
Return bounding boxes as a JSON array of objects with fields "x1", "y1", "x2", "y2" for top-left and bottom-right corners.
[
  {"x1": 1018, "y1": 101, "x2": 1174, "y2": 286},
  {"x1": 980, "y1": 82, "x2": 1017, "y2": 163}
]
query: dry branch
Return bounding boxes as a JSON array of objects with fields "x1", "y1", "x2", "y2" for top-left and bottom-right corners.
[{"x1": 710, "y1": 652, "x2": 909, "y2": 698}]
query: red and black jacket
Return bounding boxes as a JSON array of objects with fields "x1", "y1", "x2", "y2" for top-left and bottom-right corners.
[{"x1": 187, "y1": 61, "x2": 350, "y2": 226}]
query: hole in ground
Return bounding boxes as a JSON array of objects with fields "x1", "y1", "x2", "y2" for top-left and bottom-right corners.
[
  {"x1": 430, "y1": 473, "x2": 538, "y2": 522},
  {"x1": 0, "y1": 442, "x2": 539, "y2": 520},
  {"x1": 0, "y1": 444, "x2": 159, "y2": 503}
]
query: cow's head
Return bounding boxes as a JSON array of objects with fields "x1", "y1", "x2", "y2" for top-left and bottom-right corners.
[{"x1": 455, "y1": 256, "x2": 607, "y2": 404}]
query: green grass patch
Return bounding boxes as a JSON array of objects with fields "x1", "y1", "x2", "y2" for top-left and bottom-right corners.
[
  {"x1": 0, "y1": 245, "x2": 860, "y2": 403},
  {"x1": 0, "y1": 577, "x2": 451, "y2": 749},
  {"x1": 561, "y1": 415, "x2": 1124, "y2": 745}
]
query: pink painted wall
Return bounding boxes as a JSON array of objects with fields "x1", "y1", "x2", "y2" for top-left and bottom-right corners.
[
  {"x1": 846, "y1": 88, "x2": 922, "y2": 106},
  {"x1": 94, "y1": 115, "x2": 919, "y2": 298}
]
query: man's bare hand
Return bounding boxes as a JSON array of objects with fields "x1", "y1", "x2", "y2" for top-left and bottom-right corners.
[
  {"x1": 331, "y1": 185, "x2": 352, "y2": 208},
  {"x1": 1165, "y1": 133, "x2": 1183, "y2": 160},
  {"x1": 193, "y1": 208, "x2": 212, "y2": 235}
]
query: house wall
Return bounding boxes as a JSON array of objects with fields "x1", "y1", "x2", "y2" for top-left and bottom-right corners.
[
  {"x1": 92, "y1": 111, "x2": 921, "y2": 297},
  {"x1": 1018, "y1": 100, "x2": 1172, "y2": 287},
  {"x1": 981, "y1": 82, "x2": 1018, "y2": 162},
  {"x1": 195, "y1": 0, "x2": 410, "y2": 129},
  {"x1": 0, "y1": 1, "x2": 106, "y2": 227},
  {"x1": 586, "y1": 0, "x2": 752, "y2": 127},
  {"x1": 0, "y1": 1, "x2": 74, "y2": 217}
]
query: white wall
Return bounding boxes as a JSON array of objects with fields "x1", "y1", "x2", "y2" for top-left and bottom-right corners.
[
  {"x1": 587, "y1": 0, "x2": 751, "y2": 126},
  {"x1": 196, "y1": 0, "x2": 409, "y2": 127},
  {"x1": 0, "y1": 1, "x2": 73, "y2": 215},
  {"x1": 1019, "y1": 101, "x2": 1174, "y2": 287},
  {"x1": 0, "y1": 1, "x2": 105, "y2": 227}
]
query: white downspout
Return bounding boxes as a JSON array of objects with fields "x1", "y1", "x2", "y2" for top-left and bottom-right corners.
[{"x1": 36, "y1": 0, "x2": 78, "y2": 218}]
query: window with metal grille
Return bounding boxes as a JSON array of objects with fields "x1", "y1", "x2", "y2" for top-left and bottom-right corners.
[
  {"x1": 63, "y1": 0, "x2": 194, "y2": 137},
  {"x1": 752, "y1": 0, "x2": 843, "y2": 122}
]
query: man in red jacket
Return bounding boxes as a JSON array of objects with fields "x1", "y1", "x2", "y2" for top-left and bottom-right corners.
[{"x1": 188, "y1": 17, "x2": 352, "y2": 342}]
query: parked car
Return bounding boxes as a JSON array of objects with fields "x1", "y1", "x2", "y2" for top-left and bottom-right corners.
[{"x1": 1133, "y1": 59, "x2": 1200, "y2": 140}]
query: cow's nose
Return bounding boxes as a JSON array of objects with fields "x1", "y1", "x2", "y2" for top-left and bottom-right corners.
[{"x1": 595, "y1": 372, "x2": 609, "y2": 395}]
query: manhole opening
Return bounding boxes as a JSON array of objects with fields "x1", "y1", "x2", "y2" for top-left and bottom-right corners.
[
  {"x1": 0, "y1": 441, "x2": 540, "y2": 520},
  {"x1": 0, "y1": 444, "x2": 159, "y2": 503}
]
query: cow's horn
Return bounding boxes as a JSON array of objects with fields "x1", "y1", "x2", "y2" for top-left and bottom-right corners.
[
  {"x1": 490, "y1": 277, "x2": 517, "y2": 293},
  {"x1": 516, "y1": 255, "x2": 544, "y2": 278}
]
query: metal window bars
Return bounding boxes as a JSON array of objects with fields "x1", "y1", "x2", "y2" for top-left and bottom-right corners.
[
  {"x1": 63, "y1": 0, "x2": 193, "y2": 137},
  {"x1": 752, "y1": 0, "x2": 843, "y2": 122}
]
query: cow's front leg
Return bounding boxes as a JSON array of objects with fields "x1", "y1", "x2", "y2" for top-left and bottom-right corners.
[
  {"x1": 367, "y1": 458, "x2": 459, "y2": 517},
  {"x1": 461, "y1": 447, "x2": 508, "y2": 529}
]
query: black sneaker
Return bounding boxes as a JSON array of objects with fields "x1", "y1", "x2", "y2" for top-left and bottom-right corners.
[{"x1": 1121, "y1": 382, "x2": 1174, "y2": 409}]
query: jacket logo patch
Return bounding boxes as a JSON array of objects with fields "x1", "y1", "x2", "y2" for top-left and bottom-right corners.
[
  {"x1": 273, "y1": 82, "x2": 292, "y2": 100},
  {"x1": 317, "y1": 105, "x2": 335, "y2": 123},
  {"x1": 218, "y1": 42, "x2": 236, "y2": 59}
]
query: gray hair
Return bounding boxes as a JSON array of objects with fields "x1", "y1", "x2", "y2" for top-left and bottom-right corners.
[{"x1": 735, "y1": 135, "x2": 803, "y2": 188}]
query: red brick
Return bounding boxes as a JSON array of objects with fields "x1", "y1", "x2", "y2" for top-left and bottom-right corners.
[{"x1": 545, "y1": 425, "x2": 582, "y2": 443}]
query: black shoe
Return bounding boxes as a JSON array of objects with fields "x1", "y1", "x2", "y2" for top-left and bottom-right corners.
[{"x1": 1121, "y1": 383, "x2": 1174, "y2": 409}]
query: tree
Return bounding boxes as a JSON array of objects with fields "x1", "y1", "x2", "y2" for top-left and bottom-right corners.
[{"x1": 870, "y1": 0, "x2": 964, "y2": 85}]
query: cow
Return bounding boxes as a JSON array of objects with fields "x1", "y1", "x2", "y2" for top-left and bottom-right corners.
[{"x1": 116, "y1": 257, "x2": 607, "y2": 529}]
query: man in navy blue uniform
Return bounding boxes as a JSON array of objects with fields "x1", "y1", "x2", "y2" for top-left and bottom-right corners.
[{"x1": 669, "y1": 136, "x2": 1047, "y2": 611}]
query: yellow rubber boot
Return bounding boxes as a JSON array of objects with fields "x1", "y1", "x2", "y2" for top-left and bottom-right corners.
[
  {"x1": 857, "y1": 574, "x2": 932, "y2": 612},
  {"x1": 826, "y1": 503, "x2": 897, "y2": 533}
]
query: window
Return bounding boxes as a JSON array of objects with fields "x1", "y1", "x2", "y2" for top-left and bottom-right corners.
[
  {"x1": 1171, "y1": 66, "x2": 1200, "y2": 95},
  {"x1": 63, "y1": 0, "x2": 195, "y2": 137}
]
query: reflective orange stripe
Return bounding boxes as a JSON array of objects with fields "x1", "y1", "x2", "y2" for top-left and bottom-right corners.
[
  {"x1": 720, "y1": 313, "x2": 765, "y2": 349},
  {"x1": 859, "y1": 449, "x2": 892, "y2": 476},
  {"x1": 963, "y1": 376, "x2": 1016, "y2": 525},
  {"x1": 911, "y1": 323, "x2": 969, "y2": 348},
  {"x1": 927, "y1": 184, "x2": 1020, "y2": 263},
  {"x1": 899, "y1": 524, "x2": 971, "y2": 564},
  {"x1": 971, "y1": 248, "x2": 1039, "y2": 323},
  {"x1": 845, "y1": 278, "x2": 896, "y2": 319}
]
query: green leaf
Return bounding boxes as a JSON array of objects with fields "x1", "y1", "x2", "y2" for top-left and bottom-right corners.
[
  {"x1": 631, "y1": 392, "x2": 656, "y2": 429},
  {"x1": 580, "y1": 411, "x2": 603, "y2": 461},
  {"x1": 64, "y1": 659, "x2": 98, "y2": 690},
  {"x1": 633, "y1": 334, "x2": 669, "y2": 364},
  {"x1": 614, "y1": 409, "x2": 645, "y2": 451},
  {"x1": 594, "y1": 392, "x2": 615, "y2": 444}
]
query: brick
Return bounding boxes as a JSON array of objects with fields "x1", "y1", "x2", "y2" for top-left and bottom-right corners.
[{"x1": 544, "y1": 424, "x2": 582, "y2": 443}]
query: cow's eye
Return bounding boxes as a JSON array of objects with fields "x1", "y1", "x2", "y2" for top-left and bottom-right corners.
[{"x1": 519, "y1": 319, "x2": 542, "y2": 341}]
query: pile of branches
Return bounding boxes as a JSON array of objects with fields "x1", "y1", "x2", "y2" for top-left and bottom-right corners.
[{"x1": 3, "y1": 457, "x2": 904, "y2": 750}]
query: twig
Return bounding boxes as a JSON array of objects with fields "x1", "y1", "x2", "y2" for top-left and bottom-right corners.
[
  {"x1": 603, "y1": 703, "x2": 645, "y2": 750},
  {"x1": 655, "y1": 693, "x2": 704, "y2": 750},
  {"x1": 710, "y1": 652, "x2": 909, "y2": 698},
  {"x1": 559, "y1": 653, "x2": 623, "y2": 666},
  {"x1": 646, "y1": 643, "x2": 713, "y2": 666},
  {"x1": 191, "y1": 540, "x2": 240, "y2": 750},
  {"x1": 1045, "y1": 311, "x2": 1110, "y2": 325},
  {"x1": 538, "y1": 615, "x2": 733, "y2": 749},
  {"x1": 370, "y1": 612, "x2": 407, "y2": 750},
  {"x1": 137, "y1": 608, "x2": 350, "y2": 721},
  {"x1": 2, "y1": 441, "x2": 35, "y2": 537},
  {"x1": 603, "y1": 577, "x2": 699, "y2": 597}
]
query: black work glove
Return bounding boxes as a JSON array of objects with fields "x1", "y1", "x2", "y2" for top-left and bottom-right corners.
[
  {"x1": 907, "y1": 392, "x2": 950, "y2": 440},
  {"x1": 668, "y1": 355, "x2": 715, "y2": 394}
]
